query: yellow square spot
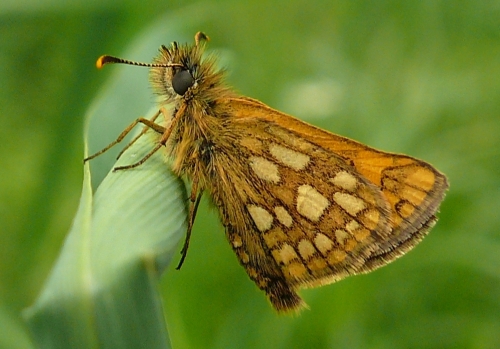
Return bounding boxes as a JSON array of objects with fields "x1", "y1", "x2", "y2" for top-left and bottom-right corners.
[
  {"x1": 327, "y1": 249, "x2": 347, "y2": 265},
  {"x1": 286, "y1": 261, "x2": 307, "y2": 278}
]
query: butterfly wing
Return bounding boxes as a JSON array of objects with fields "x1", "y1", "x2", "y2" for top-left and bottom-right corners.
[
  {"x1": 227, "y1": 97, "x2": 449, "y2": 272},
  {"x1": 203, "y1": 97, "x2": 445, "y2": 311}
]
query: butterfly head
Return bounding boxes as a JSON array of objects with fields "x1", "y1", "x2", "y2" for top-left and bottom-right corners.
[{"x1": 96, "y1": 32, "x2": 226, "y2": 105}]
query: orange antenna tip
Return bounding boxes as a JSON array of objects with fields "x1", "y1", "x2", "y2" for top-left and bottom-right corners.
[
  {"x1": 96, "y1": 56, "x2": 105, "y2": 69},
  {"x1": 96, "y1": 55, "x2": 124, "y2": 69}
]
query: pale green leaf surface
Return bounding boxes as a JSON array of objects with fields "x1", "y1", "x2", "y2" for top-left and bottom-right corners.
[{"x1": 24, "y1": 132, "x2": 188, "y2": 349}]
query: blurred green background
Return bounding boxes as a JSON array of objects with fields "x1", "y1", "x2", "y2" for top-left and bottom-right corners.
[{"x1": 1, "y1": 0, "x2": 499, "y2": 348}]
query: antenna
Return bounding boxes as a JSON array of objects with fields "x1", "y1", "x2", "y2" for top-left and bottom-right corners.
[{"x1": 96, "y1": 55, "x2": 183, "y2": 69}]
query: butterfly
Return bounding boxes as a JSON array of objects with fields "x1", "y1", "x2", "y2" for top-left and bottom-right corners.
[{"x1": 85, "y1": 32, "x2": 448, "y2": 312}]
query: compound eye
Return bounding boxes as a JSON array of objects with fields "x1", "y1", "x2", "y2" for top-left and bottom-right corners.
[{"x1": 172, "y1": 69, "x2": 194, "y2": 95}]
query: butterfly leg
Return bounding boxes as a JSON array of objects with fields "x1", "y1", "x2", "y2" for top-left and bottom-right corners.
[
  {"x1": 176, "y1": 177, "x2": 203, "y2": 269},
  {"x1": 113, "y1": 105, "x2": 186, "y2": 171},
  {"x1": 84, "y1": 111, "x2": 164, "y2": 163},
  {"x1": 115, "y1": 109, "x2": 163, "y2": 160}
]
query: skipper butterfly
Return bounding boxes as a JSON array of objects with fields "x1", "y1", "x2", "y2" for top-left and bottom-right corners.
[{"x1": 85, "y1": 32, "x2": 448, "y2": 312}]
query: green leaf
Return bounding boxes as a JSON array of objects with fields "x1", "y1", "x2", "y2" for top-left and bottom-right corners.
[
  {"x1": 23, "y1": 18, "x2": 190, "y2": 349},
  {"x1": 24, "y1": 128, "x2": 188, "y2": 349}
]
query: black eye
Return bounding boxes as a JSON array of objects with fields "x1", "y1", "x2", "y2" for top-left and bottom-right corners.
[{"x1": 172, "y1": 69, "x2": 194, "y2": 95}]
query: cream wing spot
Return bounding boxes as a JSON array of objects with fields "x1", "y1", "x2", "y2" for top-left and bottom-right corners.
[
  {"x1": 333, "y1": 192, "x2": 366, "y2": 216},
  {"x1": 274, "y1": 206, "x2": 293, "y2": 227},
  {"x1": 247, "y1": 204, "x2": 273, "y2": 232},
  {"x1": 330, "y1": 171, "x2": 358, "y2": 191},
  {"x1": 334, "y1": 229, "x2": 349, "y2": 246},
  {"x1": 345, "y1": 219, "x2": 360, "y2": 233},
  {"x1": 269, "y1": 143, "x2": 310, "y2": 170},
  {"x1": 314, "y1": 233, "x2": 334, "y2": 255},
  {"x1": 298, "y1": 239, "x2": 316, "y2": 260},
  {"x1": 249, "y1": 156, "x2": 280, "y2": 183},
  {"x1": 297, "y1": 185, "x2": 330, "y2": 221},
  {"x1": 279, "y1": 243, "x2": 299, "y2": 264}
]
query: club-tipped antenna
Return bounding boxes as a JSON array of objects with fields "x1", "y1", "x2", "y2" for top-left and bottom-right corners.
[
  {"x1": 194, "y1": 31, "x2": 209, "y2": 46},
  {"x1": 96, "y1": 55, "x2": 183, "y2": 69},
  {"x1": 96, "y1": 32, "x2": 209, "y2": 69}
]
